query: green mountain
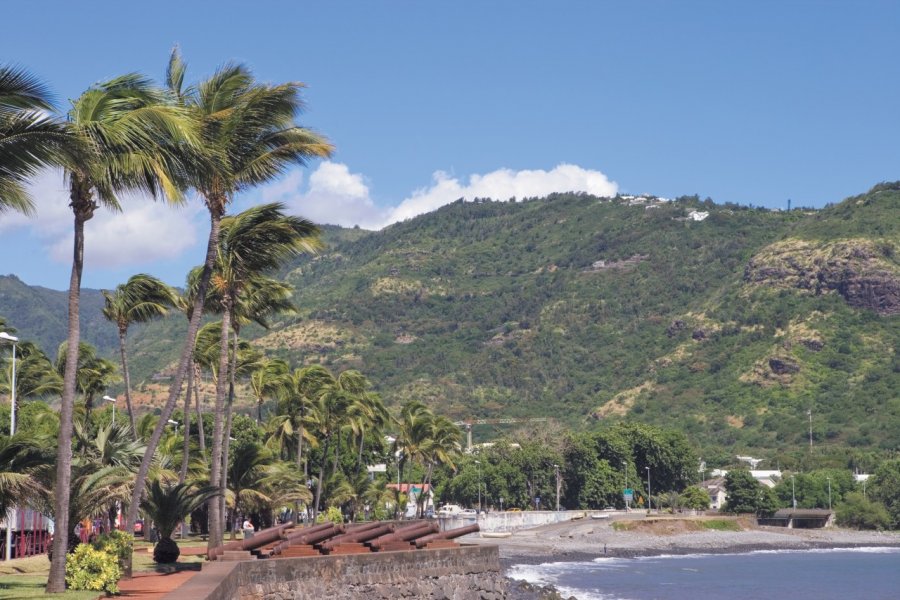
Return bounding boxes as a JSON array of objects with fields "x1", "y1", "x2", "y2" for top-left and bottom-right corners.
[{"x1": 1, "y1": 184, "x2": 897, "y2": 454}]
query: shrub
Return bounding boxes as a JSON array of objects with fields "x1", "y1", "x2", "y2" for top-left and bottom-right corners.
[
  {"x1": 92, "y1": 529, "x2": 132, "y2": 564},
  {"x1": 316, "y1": 506, "x2": 344, "y2": 524},
  {"x1": 65, "y1": 543, "x2": 121, "y2": 593},
  {"x1": 836, "y1": 492, "x2": 891, "y2": 530}
]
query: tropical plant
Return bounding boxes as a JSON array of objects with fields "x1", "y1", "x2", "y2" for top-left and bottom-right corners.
[
  {"x1": 0, "y1": 65, "x2": 72, "y2": 214},
  {"x1": 140, "y1": 480, "x2": 219, "y2": 563},
  {"x1": 55, "y1": 342, "x2": 119, "y2": 414},
  {"x1": 48, "y1": 73, "x2": 196, "y2": 592},
  {"x1": 65, "y1": 543, "x2": 121, "y2": 593},
  {"x1": 0, "y1": 434, "x2": 50, "y2": 517},
  {"x1": 102, "y1": 274, "x2": 179, "y2": 435},
  {"x1": 126, "y1": 51, "x2": 332, "y2": 552}
]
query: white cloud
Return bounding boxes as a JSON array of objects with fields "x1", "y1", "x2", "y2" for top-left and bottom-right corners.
[
  {"x1": 8, "y1": 169, "x2": 201, "y2": 269},
  {"x1": 262, "y1": 161, "x2": 618, "y2": 230}
]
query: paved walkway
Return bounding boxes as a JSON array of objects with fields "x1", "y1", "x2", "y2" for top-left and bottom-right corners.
[{"x1": 115, "y1": 569, "x2": 200, "y2": 599}]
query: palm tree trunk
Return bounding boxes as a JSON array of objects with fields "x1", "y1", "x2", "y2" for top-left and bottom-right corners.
[
  {"x1": 194, "y1": 363, "x2": 206, "y2": 456},
  {"x1": 47, "y1": 203, "x2": 87, "y2": 593},
  {"x1": 178, "y1": 361, "x2": 194, "y2": 485},
  {"x1": 313, "y1": 435, "x2": 330, "y2": 518},
  {"x1": 117, "y1": 329, "x2": 139, "y2": 439},
  {"x1": 125, "y1": 208, "x2": 222, "y2": 564},
  {"x1": 209, "y1": 299, "x2": 232, "y2": 547},
  {"x1": 356, "y1": 434, "x2": 365, "y2": 478},
  {"x1": 219, "y1": 322, "x2": 237, "y2": 541}
]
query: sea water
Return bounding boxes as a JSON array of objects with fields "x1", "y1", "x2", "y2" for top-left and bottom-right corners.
[{"x1": 507, "y1": 547, "x2": 900, "y2": 600}]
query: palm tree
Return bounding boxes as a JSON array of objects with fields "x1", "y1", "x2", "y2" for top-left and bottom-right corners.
[
  {"x1": 0, "y1": 65, "x2": 72, "y2": 214},
  {"x1": 0, "y1": 434, "x2": 50, "y2": 518},
  {"x1": 250, "y1": 358, "x2": 290, "y2": 426},
  {"x1": 416, "y1": 415, "x2": 461, "y2": 517},
  {"x1": 225, "y1": 444, "x2": 272, "y2": 541},
  {"x1": 305, "y1": 368, "x2": 369, "y2": 516},
  {"x1": 102, "y1": 274, "x2": 179, "y2": 436},
  {"x1": 140, "y1": 480, "x2": 219, "y2": 563},
  {"x1": 48, "y1": 75, "x2": 196, "y2": 592},
  {"x1": 190, "y1": 203, "x2": 318, "y2": 543},
  {"x1": 54, "y1": 342, "x2": 119, "y2": 414},
  {"x1": 126, "y1": 51, "x2": 332, "y2": 551},
  {"x1": 4, "y1": 342, "x2": 62, "y2": 401}
]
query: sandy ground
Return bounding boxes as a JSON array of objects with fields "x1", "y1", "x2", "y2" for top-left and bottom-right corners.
[{"x1": 464, "y1": 514, "x2": 900, "y2": 564}]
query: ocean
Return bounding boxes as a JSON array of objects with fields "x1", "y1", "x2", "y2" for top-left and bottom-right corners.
[{"x1": 507, "y1": 547, "x2": 900, "y2": 600}]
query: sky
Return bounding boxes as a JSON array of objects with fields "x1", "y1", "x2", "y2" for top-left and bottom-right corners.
[{"x1": 1, "y1": 1, "x2": 899, "y2": 290}]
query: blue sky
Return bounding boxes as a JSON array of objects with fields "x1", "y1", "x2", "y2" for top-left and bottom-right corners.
[{"x1": 1, "y1": 1, "x2": 898, "y2": 290}]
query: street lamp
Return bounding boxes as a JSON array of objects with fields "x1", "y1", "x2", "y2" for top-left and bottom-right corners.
[
  {"x1": 0, "y1": 332, "x2": 17, "y2": 563},
  {"x1": 553, "y1": 464, "x2": 561, "y2": 512},
  {"x1": 791, "y1": 474, "x2": 796, "y2": 509},
  {"x1": 826, "y1": 477, "x2": 832, "y2": 511},
  {"x1": 167, "y1": 419, "x2": 179, "y2": 436},
  {"x1": 103, "y1": 395, "x2": 117, "y2": 421},
  {"x1": 0, "y1": 333, "x2": 18, "y2": 436},
  {"x1": 624, "y1": 461, "x2": 628, "y2": 511},
  {"x1": 646, "y1": 466, "x2": 652, "y2": 513},
  {"x1": 474, "y1": 460, "x2": 481, "y2": 512}
]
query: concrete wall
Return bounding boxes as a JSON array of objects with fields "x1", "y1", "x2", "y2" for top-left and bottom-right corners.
[
  {"x1": 162, "y1": 545, "x2": 506, "y2": 600},
  {"x1": 440, "y1": 509, "x2": 595, "y2": 533}
]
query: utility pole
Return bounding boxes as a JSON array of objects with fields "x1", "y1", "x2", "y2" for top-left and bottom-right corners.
[{"x1": 553, "y1": 464, "x2": 561, "y2": 512}]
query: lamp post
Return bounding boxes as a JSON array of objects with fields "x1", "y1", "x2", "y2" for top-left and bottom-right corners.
[
  {"x1": 103, "y1": 395, "x2": 117, "y2": 421},
  {"x1": 826, "y1": 477, "x2": 832, "y2": 511},
  {"x1": 167, "y1": 419, "x2": 179, "y2": 436},
  {"x1": 0, "y1": 332, "x2": 17, "y2": 562},
  {"x1": 474, "y1": 460, "x2": 481, "y2": 512},
  {"x1": 624, "y1": 461, "x2": 628, "y2": 511},
  {"x1": 553, "y1": 464, "x2": 560, "y2": 512},
  {"x1": 791, "y1": 474, "x2": 796, "y2": 509},
  {"x1": 808, "y1": 409, "x2": 813, "y2": 452},
  {"x1": 646, "y1": 466, "x2": 652, "y2": 513}
]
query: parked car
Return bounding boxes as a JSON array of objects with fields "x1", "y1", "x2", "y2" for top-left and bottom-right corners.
[
  {"x1": 460, "y1": 508, "x2": 478, "y2": 515},
  {"x1": 134, "y1": 519, "x2": 144, "y2": 535}
]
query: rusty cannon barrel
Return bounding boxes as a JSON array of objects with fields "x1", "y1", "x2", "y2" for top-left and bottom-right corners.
[
  {"x1": 369, "y1": 521, "x2": 438, "y2": 549},
  {"x1": 413, "y1": 523, "x2": 480, "y2": 548},
  {"x1": 209, "y1": 521, "x2": 294, "y2": 560},
  {"x1": 283, "y1": 522, "x2": 337, "y2": 543},
  {"x1": 239, "y1": 521, "x2": 294, "y2": 551},
  {"x1": 293, "y1": 523, "x2": 345, "y2": 546},
  {"x1": 321, "y1": 524, "x2": 394, "y2": 551}
]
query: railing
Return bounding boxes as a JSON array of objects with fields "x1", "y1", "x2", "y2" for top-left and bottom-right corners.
[{"x1": 1, "y1": 508, "x2": 52, "y2": 559}]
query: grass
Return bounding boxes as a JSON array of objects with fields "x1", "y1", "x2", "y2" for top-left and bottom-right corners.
[
  {"x1": 0, "y1": 575, "x2": 98, "y2": 599},
  {"x1": 699, "y1": 519, "x2": 742, "y2": 532}
]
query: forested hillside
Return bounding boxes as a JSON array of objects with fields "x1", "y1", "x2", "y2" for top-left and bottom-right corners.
[{"x1": 1, "y1": 185, "x2": 897, "y2": 454}]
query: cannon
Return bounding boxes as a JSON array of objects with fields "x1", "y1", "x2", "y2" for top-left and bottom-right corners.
[
  {"x1": 321, "y1": 524, "x2": 393, "y2": 551},
  {"x1": 209, "y1": 521, "x2": 294, "y2": 560},
  {"x1": 413, "y1": 523, "x2": 480, "y2": 548},
  {"x1": 368, "y1": 521, "x2": 438, "y2": 550}
]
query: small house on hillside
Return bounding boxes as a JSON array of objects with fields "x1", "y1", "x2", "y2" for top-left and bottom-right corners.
[{"x1": 701, "y1": 477, "x2": 727, "y2": 510}]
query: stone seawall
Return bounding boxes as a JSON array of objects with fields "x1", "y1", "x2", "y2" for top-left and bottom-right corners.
[{"x1": 162, "y1": 545, "x2": 506, "y2": 600}]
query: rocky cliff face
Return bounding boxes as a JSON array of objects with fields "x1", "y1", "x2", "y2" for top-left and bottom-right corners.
[{"x1": 744, "y1": 238, "x2": 900, "y2": 316}]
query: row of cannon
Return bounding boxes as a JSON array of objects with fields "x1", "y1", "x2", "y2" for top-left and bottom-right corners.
[{"x1": 208, "y1": 520, "x2": 480, "y2": 560}]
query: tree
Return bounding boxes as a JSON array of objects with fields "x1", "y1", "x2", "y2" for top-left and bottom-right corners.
[
  {"x1": 54, "y1": 342, "x2": 119, "y2": 414},
  {"x1": 126, "y1": 52, "x2": 332, "y2": 553},
  {"x1": 102, "y1": 274, "x2": 178, "y2": 435},
  {"x1": 836, "y1": 492, "x2": 891, "y2": 530},
  {"x1": 870, "y1": 459, "x2": 900, "y2": 528},
  {"x1": 0, "y1": 66, "x2": 72, "y2": 214},
  {"x1": 680, "y1": 485, "x2": 712, "y2": 510},
  {"x1": 0, "y1": 434, "x2": 50, "y2": 518},
  {"x1": 140, "y1": 480, "x2": 219, "y2": 563},
  {"x1": 49, "y1": 74, "x2": 195, "y2": 593},
  {"x1": 724, "y1": 469, "x2": 775, "y2": 516},
  {"x1": 250, "y1": 358, "x2": 290, "y2": 427}
]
